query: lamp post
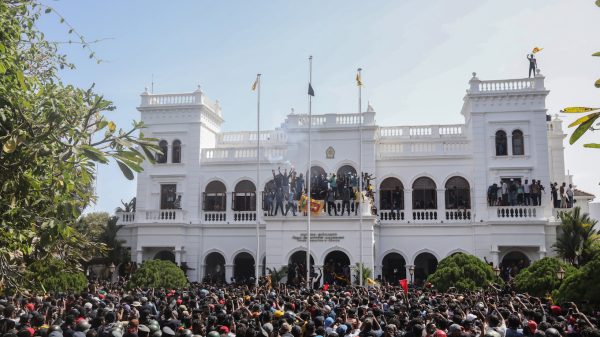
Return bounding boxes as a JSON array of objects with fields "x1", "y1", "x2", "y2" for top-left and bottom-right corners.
[
  {"x1": 557, "y1": 266, "x2": 565, "y2": 281},
  {"x1": 493, "y1": 266, "x2": 500, "y2": 277},
  {"x1": 409, "y1": 265, "x2": 415, "y2": 284}
]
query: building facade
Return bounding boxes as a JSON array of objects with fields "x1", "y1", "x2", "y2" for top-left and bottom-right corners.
[{"x1": 117, "y1": 72, "x2": 590, "y2": 284}]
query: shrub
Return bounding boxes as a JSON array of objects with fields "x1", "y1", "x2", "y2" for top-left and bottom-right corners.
[
  {"x1": 514, "y1": 257, "x2": 575, "y2": 297},
  {"x1": 555, "y1": 256, "x2": 600, "y2": 307},
  {"x1": 427, "y1": 253, "x2": 499, "y2": 291},
  {"x1": 27, "y1": 259, "x2": 87, "y2": 294},
  {"x1": 128, "y1": 259, "x2": 188, "y2": 289}
]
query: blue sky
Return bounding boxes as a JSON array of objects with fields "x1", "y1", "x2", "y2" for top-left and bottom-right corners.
[{"x1": 38, "y1": 0, "x2": 600, "y2": 213}]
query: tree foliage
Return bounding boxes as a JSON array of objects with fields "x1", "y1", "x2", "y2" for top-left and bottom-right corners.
[
  {"x1": 352, "y1": 262, "x2": 372, "y2": 285},
  {"x1": 560, "y1": 1, "x2": 600, "y2": 148},
  {"x1": 0, "y1": 1, "x2": 159, "y2": 291},
  {"x1": 427, "y1": 253, "x2": 500, "y2": 292},
  {"x1": 553, "y1": 207, "x2": 599, "y2": 266},
  {"x1": 128, "y1": 260, "x2": 189, "y2": 289},
  {"x1": 514, "y1": 257, "x2": 575, "y2": 297},
  {"x1": 555, "y1": 255, "x2": 600, "y2": 307},
  {"x1": 26, "y1": 258, "x2": 87, "y2": 294}
]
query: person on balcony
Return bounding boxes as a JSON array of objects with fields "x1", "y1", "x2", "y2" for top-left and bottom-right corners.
[
  {"x1": 285, "y1": 188, "x2": 297, "y2": 216},
  {"x1": 329, "y1": 174, "x2": 337, "y2": 198},
  {"x1": 274, "y1": 188, "x2": 285, "y2": 216},
  {"x1": 530, "y1": 180, "x2": 540, "y2": 206},
  {"x1": 508, "y1": 179, "x2": 517, "y2": 206},
  {"x1": 355, "y1": 187, "x2": 363, "y2": 216},
  {"x1": 265, "y1": 190, "x2": 274, "y2": 216},
  {"x1": 341, "y1": 185, "x2": 352, "y2": 216},
  {"x1": 523, "y1": 179, "x2": 530, "y2": 206},
  {"x1": 560, "y1": 182, "x2": 567, "y2": 208},
  {"x1": 173, "y1": 195, "x2": 182, "y2": 209},
  {"x1": 567, "y1": 184, "x2": 574, "y2": 208},
  {"x1": 527, "y1": 54, "x2": 537, "y2": 78},
  {"x1": 295, "y1": 173, "x2": 304, "y2": 200},
  {"x1": 551, "y1": 182, "x2": 559, "y2": 208},
  {"x1": 326, "y1": 188, "x2": 338, "y2": 216},
  {"x1": 501, "y1": 180, "x2": 508, "y2": 206}
]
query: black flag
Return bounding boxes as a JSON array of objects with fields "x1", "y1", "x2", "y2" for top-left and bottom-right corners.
[{"x1": 308, "y1": 83, "x2": 314, "y2": 96}]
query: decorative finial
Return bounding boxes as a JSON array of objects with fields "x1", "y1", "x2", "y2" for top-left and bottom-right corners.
[
  {"x1": 144, "y1": 86, "x2": 148, "y2": 93},
  {"x1": 536, "y1": 68, "x2": 541, "y2": 75},
  {"x1": 290, "y1": 107, "x2": 295, "y2": 115},
  {"x1": 472, "y1": 72, "x2": 477, "y2": 78},
  {"x1": 194, "y1": 85, "x2": 203, "y2": 93}
]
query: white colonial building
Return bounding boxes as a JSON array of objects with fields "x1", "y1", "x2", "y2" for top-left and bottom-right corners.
[{"x1": 117, "y1": 72, "x2": 594, "y2": 284}]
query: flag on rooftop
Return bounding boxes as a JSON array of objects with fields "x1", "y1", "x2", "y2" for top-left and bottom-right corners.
[
  {"x1": 532, "y1": 47, "x2": 543, "y2": 54},
  {"x1": 356, "y1": 72, "x2": 363, "y2": 86},
  {"x1": 251, "y1": 75, "x2": 259, "y2": 91}
]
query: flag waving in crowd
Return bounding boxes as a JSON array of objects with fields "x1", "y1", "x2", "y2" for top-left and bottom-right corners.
[{"x1": 532, "y1": 46, "x2": 543, "y2": 54}]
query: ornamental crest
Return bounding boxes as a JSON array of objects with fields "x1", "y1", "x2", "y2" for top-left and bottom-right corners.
[{"x1": 326, "y1": 146, "x2": 335, "y2": 159}]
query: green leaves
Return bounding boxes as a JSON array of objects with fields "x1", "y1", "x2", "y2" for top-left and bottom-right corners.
[
  {"x1": 593, "y1": 52, "x2": 600, "y2": 57},
  {"x1": 561, "y1": 107, "x2": 598, "y2": 113},
  {"x1": 595, "y1": 79, "x2": 600, "y2": 88},
  {"x1": 569, "y1": 113, "x2": 600, "y2": 144},
  {"x1": 596, "y1": 0, "x2": 600, "y2": 7},
  {"x1": 116, "y1": 160, "x2": 134, "y2": 180},
  {"x1": 568, "y1": 112, "x2": 600, "y2": 128}
]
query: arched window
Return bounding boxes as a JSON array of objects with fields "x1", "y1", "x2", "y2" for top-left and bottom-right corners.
[
  {"x1": 172, "y1": 139, "x2": 182, "y2": 163},
  {"x1": 495, "y1": 131, "x2": 507, "y2": 156},
  {"x1": 445, "y1": 176, "x2": 470, "y2": 209},
  {"x1": 157, "y1": 140, "x2": 168, "y2": 163},
  {"x1": 203, "y1": 181, "x2": 226, "y2": 211},
  {"x1": 307, "y1": 166, "x2": 327, "y2": 199},
  {"x1": 512, "y1": 130, "x2": 524, "y2": 155},
  {"x1": 412, "y1": 177, "x2": 437, "y2": 209},
  {"x1": 336, "y1": 165, "x2": 358, "y2": 189},
  {"x1": 233, "y1": 180, "x2": 256, "y2": 211},
  {"x1": 379, "y1": 177, "x2": 404, "y2": 210}
]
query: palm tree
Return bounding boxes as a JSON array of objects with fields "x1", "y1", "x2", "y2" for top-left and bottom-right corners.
[
  {"x1": 266, "y1": 266, "x2": 288, "y2": 285},
  {"x1": 101, "y1": 216, "x2": 127, "y2": 265},
  {"x1": 352, "y1": 262, "x2": 372, "y2": 285},
  {"x1": 553, "y1": 207, "x2": 599, "y2": 266}
]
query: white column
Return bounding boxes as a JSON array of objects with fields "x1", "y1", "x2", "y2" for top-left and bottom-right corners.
[
  {"x1": 437, "y1": 188, "x2": 445, "y2": 220},
  {"x1": 225, "y1": 264, "x2": 234, "y2": 283},
  {"x1": 136, "y1": 249, "x2": 143, "y2": 265},
  {"x1": 538, "y1": 246, "x2": 546, "y2": 260},
  {"x1": 404, "y1": 189, "x2": 413, "y2": 221},
  {"x1": 490, "y1": 245, "x2": 499, "y2": 267}
]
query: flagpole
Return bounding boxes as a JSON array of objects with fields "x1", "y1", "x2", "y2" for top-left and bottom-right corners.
[
  {"x1": 306, "y1": 56, "x2": 313, "y2": 289},
  {"x1": 255, "y1": 74, "x2": 261, "y2": 287},
  {"x1": 358, "y1": 67, "x2": 363, "y2": 287}
]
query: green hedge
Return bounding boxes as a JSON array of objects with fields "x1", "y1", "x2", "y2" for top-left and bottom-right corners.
[
  {"x1": 427, "y1": 253, "x2": 500, "y2": 291},
  {"x1": 555, "y1": 256, "x2": 600, "y2": 306},
  {"x1": 514, "y1": 257, "x2": 575, "y2": 297},
  {"x1": 128, "y1": 259, "x2": 188, "y2": 289},
  {"x1": 27, "y1": 259, "x2": 87, "y2": 294}
]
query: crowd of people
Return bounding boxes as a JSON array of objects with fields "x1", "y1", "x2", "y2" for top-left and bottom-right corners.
[
  {"x1": 487, "y1": 179, "x2": 577, "y2": 209},
  {"x1": 1, "y1": 281, "x2": 597, "y2": 337},
  {"x1": 263, "y1": 168, "x2": 375, "y2": 217}
]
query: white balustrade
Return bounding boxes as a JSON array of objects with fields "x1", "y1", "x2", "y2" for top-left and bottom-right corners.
[
  {"x1": 144, "y1": 209, "x2": 183, "y2": 222},
  {"x1": 477, "y1": 78, "x2": 535, "y2": 92},
  {"x1": 444, "y1": 209, "x2": 472, "y2": 222},
  {"x1": 217, "y1": 131, "x2": 287, "y2": 146},
  {"x1": 233, "y1": 211, "x2": 257, "y2": 222},
  {"x1": 411, "y1": 142, "x2": 436, "y2": 153},
  {"x1": 286, "y1": 112, "x2": 375, "y2": 128},
  {"x1": 203, "y1": 211, "x2": 227, "y2": 223},
  {"x1": 116, "y1": 211, "x2": 135, "y2": 224},
  {"x1": 202, "y1": 147, "x2": 287, "y2": 162},
  {"x1": 412, "y1": 210, "x2": 439, "y2": 222},
  {"x1": 379, "y1": 210, "x2": 406, "y2": 222},
  {"x1": 493, "y1": 206, "x2": 538, "y2": 219}
]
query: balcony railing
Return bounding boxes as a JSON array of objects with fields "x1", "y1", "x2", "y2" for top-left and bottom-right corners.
[
  {"x1": 117, "y1": 211, "x2": 135, "y2": 224},
  {"x1": 145, "y1": 209, "x2": 184, "y2": 222},
  {"x1": 379, "y1": 124, "x2": 465, "y2": 139},
  {"x1": 412, "y1": 209, "x2": 439, "y2": 222},
  {"x1": 204, "y1": 211, "x2": 227, "y2": 222},
  {"x1": 445, "y1": 209, "x2": 472, "y2": 222},
  {"x1": 493, "y1": 206, "x2": 538, "y2": 219},
  {"x1": 379, "y1": 210, "x2": 406, "y2": 222},
  {"x1": 285, "y1": 111, "x2": 375, "y2": 129}
]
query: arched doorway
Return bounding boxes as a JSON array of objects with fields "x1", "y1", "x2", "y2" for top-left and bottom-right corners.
[
  {"x1": 412, "y1": 177, "x2": 437, "y2": 209},
  {"x1": 382, "y1": 253, "x2": 406, "y2": 284},
  {"x1": 287, "y1": 251, "x2": 315, "y2": 286},
  {"x1": 336, "y1": 165, "x2": 358, "y2": 189},
  {"x1": 154, "y1": 250, "x2": 175, "y2": 263},
  {"x1": 204, "y1": 252, "x2": 225, "y2": 284},
  {"x1": 414, "y1": 252, "x2": 438, "y2": 285},
  {"x1": 203, "y1": 180, "x2": 227, "y2": 211},
  {"x1": 323, "y1": 251, "x2": 351, "y2": 285},
  {"x1": 233, "y1": 180, "x2": 256, "y2": 212},
  {"x1": 233, "y1": 252, "x2": 255, "y2": 284},
  {"x1": 500, "y1": 251, "x2": 530, "y2": 280},
  {"x1": 307, "y1": 166, "x2": 327, "y2": 199}
]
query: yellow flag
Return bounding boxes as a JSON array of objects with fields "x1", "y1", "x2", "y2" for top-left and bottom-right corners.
[
  {"x1": 251, "y1": 76, "x2": 259, "y2": 91},
  {"x1": 532, "y1": 47, "x2": 543, "y2": 54},
  {"x1": 356, "y1": 72, "x2": 363, "y2": 86}
]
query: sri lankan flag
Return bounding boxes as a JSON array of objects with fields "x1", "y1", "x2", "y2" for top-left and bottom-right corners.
[{"x1": 532, "y1": 47, "x2": 543, "y2": 54}]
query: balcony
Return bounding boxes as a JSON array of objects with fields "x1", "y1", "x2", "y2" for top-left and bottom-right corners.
[{"x1": 490, "y1": 206, "x2": 539, "y2": 219}]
